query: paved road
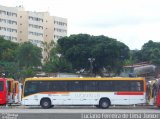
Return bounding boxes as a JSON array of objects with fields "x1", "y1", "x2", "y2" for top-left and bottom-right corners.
[
  {"x1": 0, "y1": 105, "x2": 160, "y2": 113},
  {"x1": 0, "y1": 106, "x2": 160, "y2": 119}
]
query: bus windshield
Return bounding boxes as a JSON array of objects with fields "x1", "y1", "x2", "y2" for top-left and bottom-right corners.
[{"x1": 0, "y1": 81, "x2": 3, "y2": 91}]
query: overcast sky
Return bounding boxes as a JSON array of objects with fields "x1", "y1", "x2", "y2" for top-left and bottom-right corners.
[{"x1": 1, "y1": 0, "x2": 160, "y2": 50}]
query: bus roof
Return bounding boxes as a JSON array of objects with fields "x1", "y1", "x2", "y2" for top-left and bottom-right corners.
[
  {"x1": 0, "y1": 77, "x2": 7, "y2": 81},
  {"x1": 7, "y1": 78, "x2": 14, "y2": 81},
  {"x1": 13, "y1": 80, "x2": 19, "y2": 83},
  {"x1": 24, "y1": 77, "x2": 145, "y2": 81}
]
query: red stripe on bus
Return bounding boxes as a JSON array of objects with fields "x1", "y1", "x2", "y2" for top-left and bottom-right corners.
[{"x1": 116, "y1": 92, "x2": 144, "y2": 95}]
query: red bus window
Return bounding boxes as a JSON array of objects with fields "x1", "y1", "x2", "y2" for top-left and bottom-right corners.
[{"x1": 0, "y1": 81, "x2": 3, "y2": 91}]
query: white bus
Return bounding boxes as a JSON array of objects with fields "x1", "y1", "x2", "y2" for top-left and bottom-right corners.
[{"x1": 22, "y1": 77, "x2": 146, "y2": 109}]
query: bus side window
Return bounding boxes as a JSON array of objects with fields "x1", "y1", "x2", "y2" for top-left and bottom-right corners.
[
  {"x1": 0, "y1": 81, "x2": 3, "y2": 91},
  {"x1": 130, "y1": 81, "x2": 143, "y2": 91},
  {"x1": 7, "y1": 81, "x2": 11, "y2": 92},
  {"x1": 98, "y1": 81, "x2": 114, "y2": 91},
  {"x1": 39, "y1": 81, "x2": 49, "y2": 92},
  {"x1": 49, "y1": 81, "x2": 67, "y2": 91},
  {"x1": 83, "y1": 81, "x2": 97, "y2": 91},
  {"x1": 114, "y1": 81, "x2": 130, "y2": 91},
  {"x1": 67, "y1": 81, "x2": 83, "y2": 91},
  {"x1": 14, "y1": 83, "x2": 16, "y2": 93}
]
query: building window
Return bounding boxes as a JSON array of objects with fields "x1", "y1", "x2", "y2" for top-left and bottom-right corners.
[
  {"x1": 0, "y1": 27, "x2": 6, "y2": 31},
  {"x1": 54, "y1": 28, "x2": 67, "y2": 33},
  {"x1": 54, "y1": 20, "x2": 67, "y2": 26},
  {"x1": 29, "y1": 24, "x2": 43, "y2": 29},
  {"x1": 28, "y1": 16, "x2": 43, "y2": 22},
  {"x1": 0, "y1": 10, "x2": 6, "y2": 15}
]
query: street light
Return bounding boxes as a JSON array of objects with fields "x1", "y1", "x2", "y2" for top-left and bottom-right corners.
[{"x1": 88, "y1": 58, "x2": 95, "y2": 76}]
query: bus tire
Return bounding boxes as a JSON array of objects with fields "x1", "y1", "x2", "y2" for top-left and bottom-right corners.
[
  {"x1": 99, "y1": 98, "x2": 110, "y2": 109},
  {"x1": 40, "y1": 98, "x2": 51, "y2": 109}
]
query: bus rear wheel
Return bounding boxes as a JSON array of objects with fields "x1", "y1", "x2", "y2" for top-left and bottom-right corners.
[
  {"x1": 99, "y1": 99, "x2": 110, "y2": 109},
  {"x1": 40, "y1": 99, "x2": 51, "y2": 109}
]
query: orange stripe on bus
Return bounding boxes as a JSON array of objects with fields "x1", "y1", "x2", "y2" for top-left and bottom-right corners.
[
  {"x1": 116, "y1": 92, "x2": 144, "y2": 95},
  {"x1": 40, "y1": 92, "x2": 70, "y2": 94}
]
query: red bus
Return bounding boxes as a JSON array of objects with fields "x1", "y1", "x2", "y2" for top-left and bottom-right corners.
[
  {"x1": 156, "y1": 79, "x2": 160, "y2": 107},
  {"x1": 7, "y1": 78, "x2": 14, "y2": 104},
  {"x1": 0, "y1": 78, "x2": 8, "y2": 105},
  {"x1": 147, "y1": 79, "x2": 160, "y2": 108}
]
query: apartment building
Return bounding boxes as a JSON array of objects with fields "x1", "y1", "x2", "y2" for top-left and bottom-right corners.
[
  {"x1": 53, "y1": 16, "x2": 67, "y2": 42},
  {"x1": 0, "y1": 5, "x2": 67, "y2": 47},
  {"x1": 0, "y1": 5, "x2": 18, "y2": 42}
]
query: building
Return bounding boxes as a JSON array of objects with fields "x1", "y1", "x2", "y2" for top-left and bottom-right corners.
[
  {"x1": 0, "y1": 5, "x2": 18, "y2": 42},
  {"x1": 0, "y1": 5, "x2": 67, "y2": 46}
]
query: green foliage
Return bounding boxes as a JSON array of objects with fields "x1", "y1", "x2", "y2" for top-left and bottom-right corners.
[
  {"x1": 57, "y1": 34, "x2": 130, "y2": 75},
  {"x1": 124, "y1": 50, "x2": 143, "y2": 66},
  {"x1": 0, "y1": 37, "x2": 18, "y2": 62},
  {"x1": 43, "y1": 47, "x2": 72, "y2": 73},
  {"x1": 141, "y1": 40, "x2": 160, "y2": 65},
  {"x1": 16, "y1": 42, "x2": 42, "y2": 67},
  {"x1": 0, "y1": 61, "x2": 18, "y2": 78},
  {"x1": 21, "y1": 67, "x2": 36, "y2": 78},
  {"x1": 42, "y1": 41, "x2": 55, "y2": 62},
  {"x1": 0, "y1": 38, "x2": 42, "y2": 80},
  {"x1": 0, "y1": 37, "x2": 19, "y2": 78}
]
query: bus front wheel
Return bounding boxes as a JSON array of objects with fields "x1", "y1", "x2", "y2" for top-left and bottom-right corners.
[
  {"x1": 40, "y1": 98, "x2": 51, "y2": 109},
  {"x1": 99, "y1": 99, "x2": 110, "y2": 109}
]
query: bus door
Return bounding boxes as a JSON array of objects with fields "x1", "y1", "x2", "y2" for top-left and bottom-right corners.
[
  {"x1": 148, "y1": 80, "x2": 158, "y2": 105},
  {"x1": 0, "y1": 78, "x2": 7, "y2": 105},
  {"x1": 7, "y1": 79, "x2": 14, "y2": 104},
  {"x1": 18, "y1": 83, "x2": 22, "y2": 103},
  {"x1": 13, "y1": 81, "x2": 19, "y2": 103}
]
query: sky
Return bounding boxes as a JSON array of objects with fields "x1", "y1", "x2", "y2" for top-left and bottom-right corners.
[{"x1": 1, "y1": 0, "x2": 160, "y2": 50}]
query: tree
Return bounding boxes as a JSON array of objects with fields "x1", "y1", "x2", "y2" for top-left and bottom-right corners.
[
  {"x1": 124, "y1": 50, "x2": 143, "y2": 66},
  {"x1": 0, "y1": 37, "x2": 18, "y2": 62},
  {"x1": 16, "y1": 42, "x2": 42, "y2": 68},
  {"x1": 140, "y1": 40, "x2": 160, "y2": 76},
  {"x1": 141, "y1": 40, "x2": 160, "y2": 65},
  {"x1": 0, "y1": 38, "x2": 42, "y2": 80},
  {"x1": 43, "y1": 46, "x2": 72, "y2": 73},
  {"x1": 0, "y1": 37, "x2": 19, "y2": 78},
  {"x1": 57, "y1": 34, "x2": 130, "y2": 76},
  {"x1": 41, "y1": 41, "x2": 55, "y2": 62}
]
